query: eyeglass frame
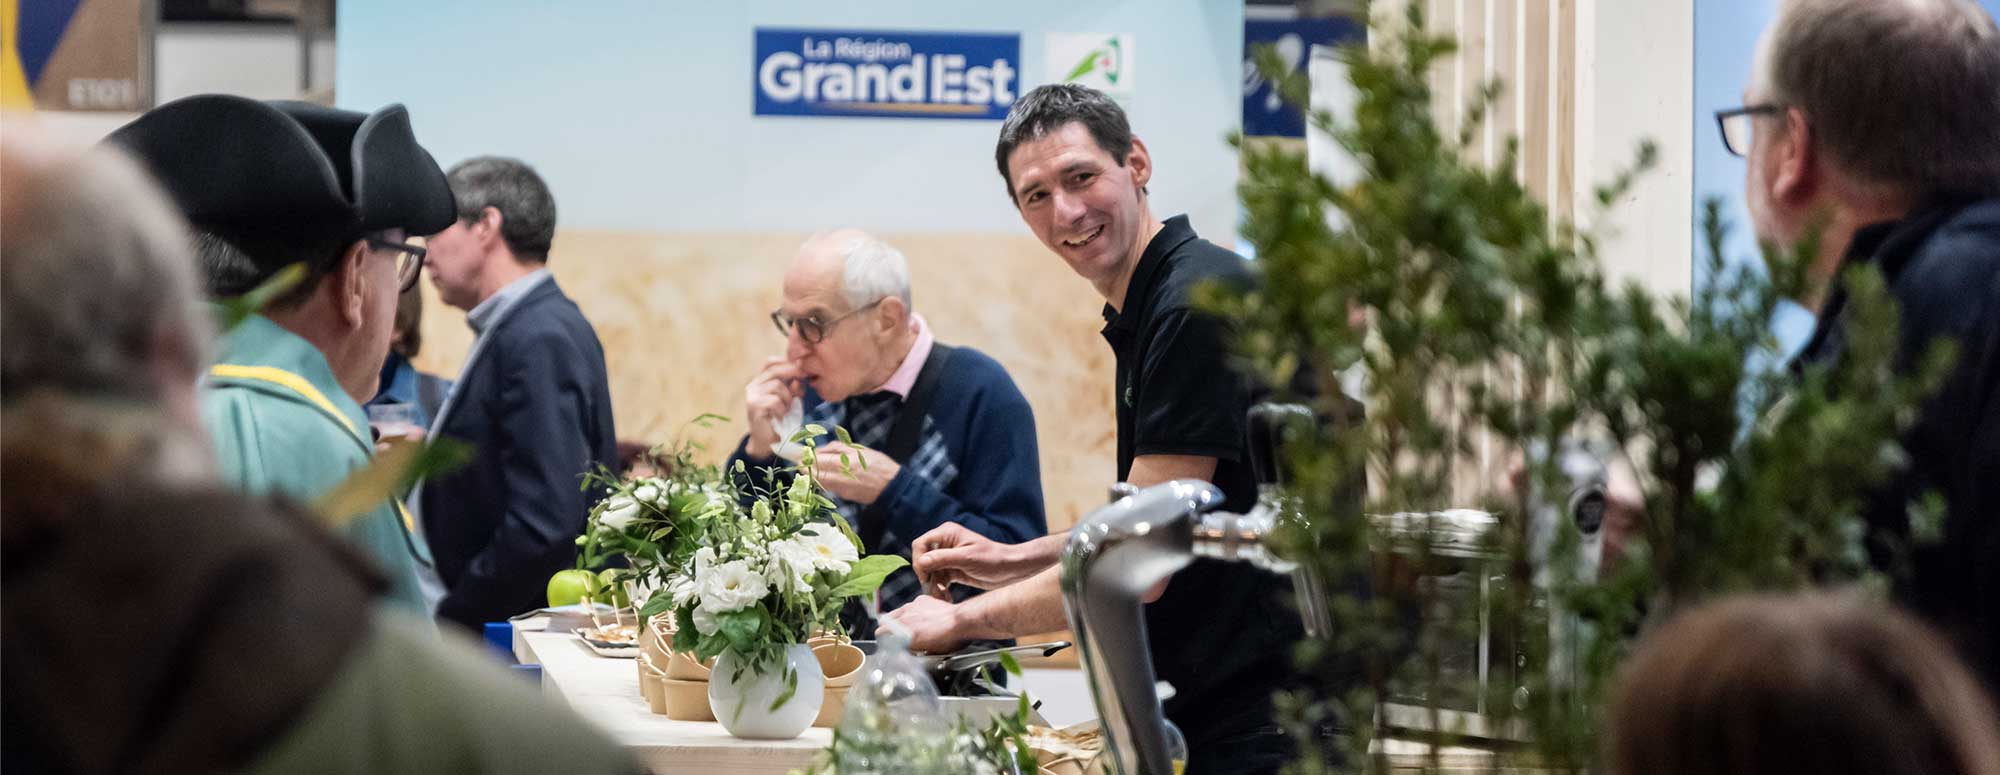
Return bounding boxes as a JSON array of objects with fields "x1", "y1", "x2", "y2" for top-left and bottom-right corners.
[
  {"x1": 367, "y1": 238, "x2": 427, "y2": 293},
  {"x1": 770, "y1": 299, "x2": 884, "y2": 344},
  {"x1": 1715, "y1": 104, "x2": 1784, "y2": 158}
]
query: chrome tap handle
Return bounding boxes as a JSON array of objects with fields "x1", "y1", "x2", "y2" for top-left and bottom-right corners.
[{"x1": 1062, "y1": 479, "x2": 1223, "y2": 775}]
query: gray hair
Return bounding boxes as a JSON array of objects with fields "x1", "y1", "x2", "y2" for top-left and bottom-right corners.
[
  {"x1": 2, "y1": 141, "x2": 213, "y2": 402},
  {"x1": 447, "y1": 156, "x2": 558, "y2": 262},
  {"x1": 820, "y1": 231, "x2": 912, "y2": 312},
  {"x1": 191, "y1": 228, "x2": 387, "y2": 310},
  {"x1": 1762, "y1": 0, "x2": 2000, "y2": 198}
]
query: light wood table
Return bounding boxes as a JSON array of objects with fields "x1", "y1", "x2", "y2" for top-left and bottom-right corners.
[
  {"x1": 516, "y1": 618, "x2": 1505, "y2": 774},
  {"x1": 518, "y1": 627, "x2": 830, "y2": 775}
]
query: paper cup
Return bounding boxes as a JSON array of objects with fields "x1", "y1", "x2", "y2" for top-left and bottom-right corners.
[
  {"x1": 661, "y1": 677, "x2": 717, "y2": 721},
  {"x1": 665, "y1": 649, "x2": 714, "y2": 681}
]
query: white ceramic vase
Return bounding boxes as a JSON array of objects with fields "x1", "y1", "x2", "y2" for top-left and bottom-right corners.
[{"x1": 707, "y1": 644, "x2": 825, "y2": 739}]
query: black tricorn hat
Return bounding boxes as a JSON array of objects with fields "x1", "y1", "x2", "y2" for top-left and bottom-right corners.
[{"x1": 105, "y1": 94, "x2": 456, "y2": 257}]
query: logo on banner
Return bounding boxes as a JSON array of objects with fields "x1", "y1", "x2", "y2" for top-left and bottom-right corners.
[
  {"x1": 753, "y1": 28, "x2": 1019, "y2": 120},
  {"x1": 1242, "y1": 18, "x2": 1363, "y2": 138},
  {"x1": 1045, "y1": 33, "x2": 1135, "y2": 100}
]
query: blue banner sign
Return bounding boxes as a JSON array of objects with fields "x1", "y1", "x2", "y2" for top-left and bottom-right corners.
[
  {"x1": 1243, "y1": 17, "x2": 1364, "y2": 138},
  {"x1": 753, "y1": 28, "x2": 1021, "y2": 120}
]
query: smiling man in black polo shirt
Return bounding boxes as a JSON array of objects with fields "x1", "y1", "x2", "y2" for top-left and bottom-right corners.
[{"x1": 885, "y1": 84, "x2": 1301, "y2": 775}]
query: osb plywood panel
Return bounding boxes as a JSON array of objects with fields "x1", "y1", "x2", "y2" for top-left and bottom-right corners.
[{"x1": 412, "y1": 230, "x2": 1116, "y2": 532}]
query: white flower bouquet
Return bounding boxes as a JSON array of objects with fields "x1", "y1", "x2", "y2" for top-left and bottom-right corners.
[{"x1": 653, "y1": 424, "x2": 907, "y2": 683}]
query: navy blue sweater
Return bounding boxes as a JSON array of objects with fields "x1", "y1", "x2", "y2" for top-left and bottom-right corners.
[{"x1": 728, "y1": 345, "x2": 1048, "y2": 606}]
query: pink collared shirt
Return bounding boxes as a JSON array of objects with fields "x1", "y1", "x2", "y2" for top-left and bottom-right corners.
[{"x1": 873, "y1": 313, "x2": 934, "y2": 399}]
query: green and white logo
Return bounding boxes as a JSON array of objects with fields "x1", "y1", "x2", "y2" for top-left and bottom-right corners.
[
  {"x1": 1044, "y1": 33, "x2": 1135, "y2": 99},
  {"x1": 1064, "y1": 36, "x2": 1124, "y2": 86}
]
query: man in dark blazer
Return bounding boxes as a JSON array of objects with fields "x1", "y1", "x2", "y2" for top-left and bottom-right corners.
[{"x1": 417, "y1": 156, "x2": 618, "y2": 632}]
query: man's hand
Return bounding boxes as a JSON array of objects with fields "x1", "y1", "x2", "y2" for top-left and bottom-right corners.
[
  {"x1": 372, "y1": 427, "x2": 423, "y2": 455},
  {"x1": 883, "y1": 594, "x2": 970, "y2": 654},
  {"x1": 912, "y1": 523, "x2": 1056, "y2": 598},
  {"x1": 744, "y1": 356, "x2": 804, "y2": 459},
  {"x1": 815, "y1": 442, "x2": 900, "y2": 505}
]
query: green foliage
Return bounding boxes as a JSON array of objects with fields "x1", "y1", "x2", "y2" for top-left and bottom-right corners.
[
  {"x1": 213, "y1": 263, "x2": 306, "y2": 333},
  {"x1": 584, "y1": 416, "x2": 903, "y2": 681},
  {"x1": 828, "y1": 555, "x2": 913, "y2": 598},
  {"x1": 1223, "y1": 4, "x2": 1949, "y2": 773}
]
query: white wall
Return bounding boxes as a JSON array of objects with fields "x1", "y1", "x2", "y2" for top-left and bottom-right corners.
[
  {"x1": 335, "y1": 1, "x2": 1245, "y2": 240},
  {"x1": 1576, "y1": 1, "x2": 1692, "y2": 298}
]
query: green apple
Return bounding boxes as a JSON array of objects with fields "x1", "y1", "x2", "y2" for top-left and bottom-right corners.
[
  {"x1": 547, "y1": 569, "x2": 598, "y2": 607},
  {"x1": 596, "y1": 569, "x2": 632, "y2": 608}
]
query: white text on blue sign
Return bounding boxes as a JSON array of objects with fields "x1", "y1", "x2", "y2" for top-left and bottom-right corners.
[{"x1": 754, "y1": 29, "x2": 1020, "y2": 120}]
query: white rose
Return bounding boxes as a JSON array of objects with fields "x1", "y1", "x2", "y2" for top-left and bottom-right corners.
[
  {"x1": 691, "y1": 605, "x2": 720, "y2": 636},
  {"x1": 633, "y1": 483, "x2": 662, "y2": 505},
  {"x1": 667, "y1": 571, "x2": 700, "y2": 609},
  {"x1": 699, "y1": 559, "x2": 769, "y2": 613},
  {"x1": 798, "y1": 523, "x2": 858, "y2": 574},
  {"x1": 598, "y1": 496, "x2": 642, "y2": 533},
  {"x1": 763, "y1": 539, "x2": 819, "y2": 594}
]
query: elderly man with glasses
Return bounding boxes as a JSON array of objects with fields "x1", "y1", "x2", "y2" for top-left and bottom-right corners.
[
  {"x1": 107, "y1": 96, "x2": 454, "y2": 614},
  {"x1": 730, "y1": 230, "x2": 1048, "y2": 638}
]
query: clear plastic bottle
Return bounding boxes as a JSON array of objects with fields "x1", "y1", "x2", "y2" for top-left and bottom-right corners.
[
  {"x1": 834, "y1": 621, "x2": 950, "y2": 775},
  {"x1": 1163, "y1": 716, "x2": 1189, "y2": 775}
]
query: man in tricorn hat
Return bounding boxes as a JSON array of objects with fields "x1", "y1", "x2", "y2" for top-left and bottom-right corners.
[{"x1": 108, "y1": 96, "x2": 454, "y2": 613}]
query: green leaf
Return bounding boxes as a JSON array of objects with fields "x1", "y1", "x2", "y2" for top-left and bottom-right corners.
[
  {"x1": 998, "y1": 650, "x2": 1022, "y2": 677},
  {"x1": 769, "y1": 664, "x2": 799, "y2": 712},
  {"x1": 718, "y1": 606, "x2": 766, "y2": 652},
  {"x1": 638, "y1": 592, "x2": 674, "y2": 619},
  {"x1": 833, "y1": 425, "x2": 854, "y2": 446},
  {"x1": 827, "y1": 554, "x2": 910, "y2": 598},
  {"x1": 212, "y1": 263, "x2": 307, "y2": 332},
  {"x1": 310, "y1": 438, "x2": 471, "y2": 528},
  {"x1": 672, "y1": 606, "x2": 700, "y2": 653}
]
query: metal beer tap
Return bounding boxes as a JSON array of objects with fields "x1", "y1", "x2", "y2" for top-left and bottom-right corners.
[{"x1": 1060, "y1": 479, "x2": 1331, "y2": 775}]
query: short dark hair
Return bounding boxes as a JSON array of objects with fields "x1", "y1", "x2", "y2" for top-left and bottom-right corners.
[
  {"x1": 392, "y1": 281, "x2": 424, "y2": 358},
  {"x1": 446, "y1": 156, "x2": 557, "y2": 262},
  {"x1": 193, "y1": 229, "x2": 357, "y2": 311},
  {"x1": 993, "y1": 84, "x2": 1137, "y2": 202},
  {"x1": 1765, "y1": 0, "x2": 2000, "y2": 198}
]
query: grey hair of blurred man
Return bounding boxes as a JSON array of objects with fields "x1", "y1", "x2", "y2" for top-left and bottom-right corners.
[{"x1": 1, "y1": 126, "x2": 213, "y2": 431}]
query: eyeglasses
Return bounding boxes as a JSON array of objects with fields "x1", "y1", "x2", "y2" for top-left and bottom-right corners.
[
  {"x1": 368, "y1": 237, "x2": 427, "y2": 293},
  {"x1": 770, "y1": 299, "x2": 883, "y2": 344},
  {"x1": 1715, "y1": 104, "x2": 1783, "y2": 158}
]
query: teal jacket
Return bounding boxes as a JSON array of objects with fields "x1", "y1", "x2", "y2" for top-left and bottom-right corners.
[{"x1": 203, "y1": 314, "x2": 431, "y2": 613}]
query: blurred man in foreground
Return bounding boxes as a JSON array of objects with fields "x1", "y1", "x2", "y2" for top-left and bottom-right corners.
[{"x1": 0, "y1": 125, "x2": 638, "y2": 775}]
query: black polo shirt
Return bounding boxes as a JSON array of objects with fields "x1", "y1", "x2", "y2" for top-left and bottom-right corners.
[{"x1": 1101, "y1": 215, "x2": 1304, "y2": 746}]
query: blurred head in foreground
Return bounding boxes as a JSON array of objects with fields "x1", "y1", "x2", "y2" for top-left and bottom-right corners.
[
  {"x1": 1609, "y1": 593, "x2": 2000, "y2": 775},
  {"x1": 1, "y1": 121, "x2": 212, "y2": 441}
]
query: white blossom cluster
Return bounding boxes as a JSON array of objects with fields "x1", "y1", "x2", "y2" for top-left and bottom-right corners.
[{"x1": 666, "y1": 522, "x2": 859, "y2": 636}]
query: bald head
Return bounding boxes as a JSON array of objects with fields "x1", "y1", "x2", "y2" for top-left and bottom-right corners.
[
  {"x1": 787, "y1": 229, "x2": 913, "y2": 313},
  {"x1": 2, "y1": 121, "x2": 211, "y2": 425}
]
